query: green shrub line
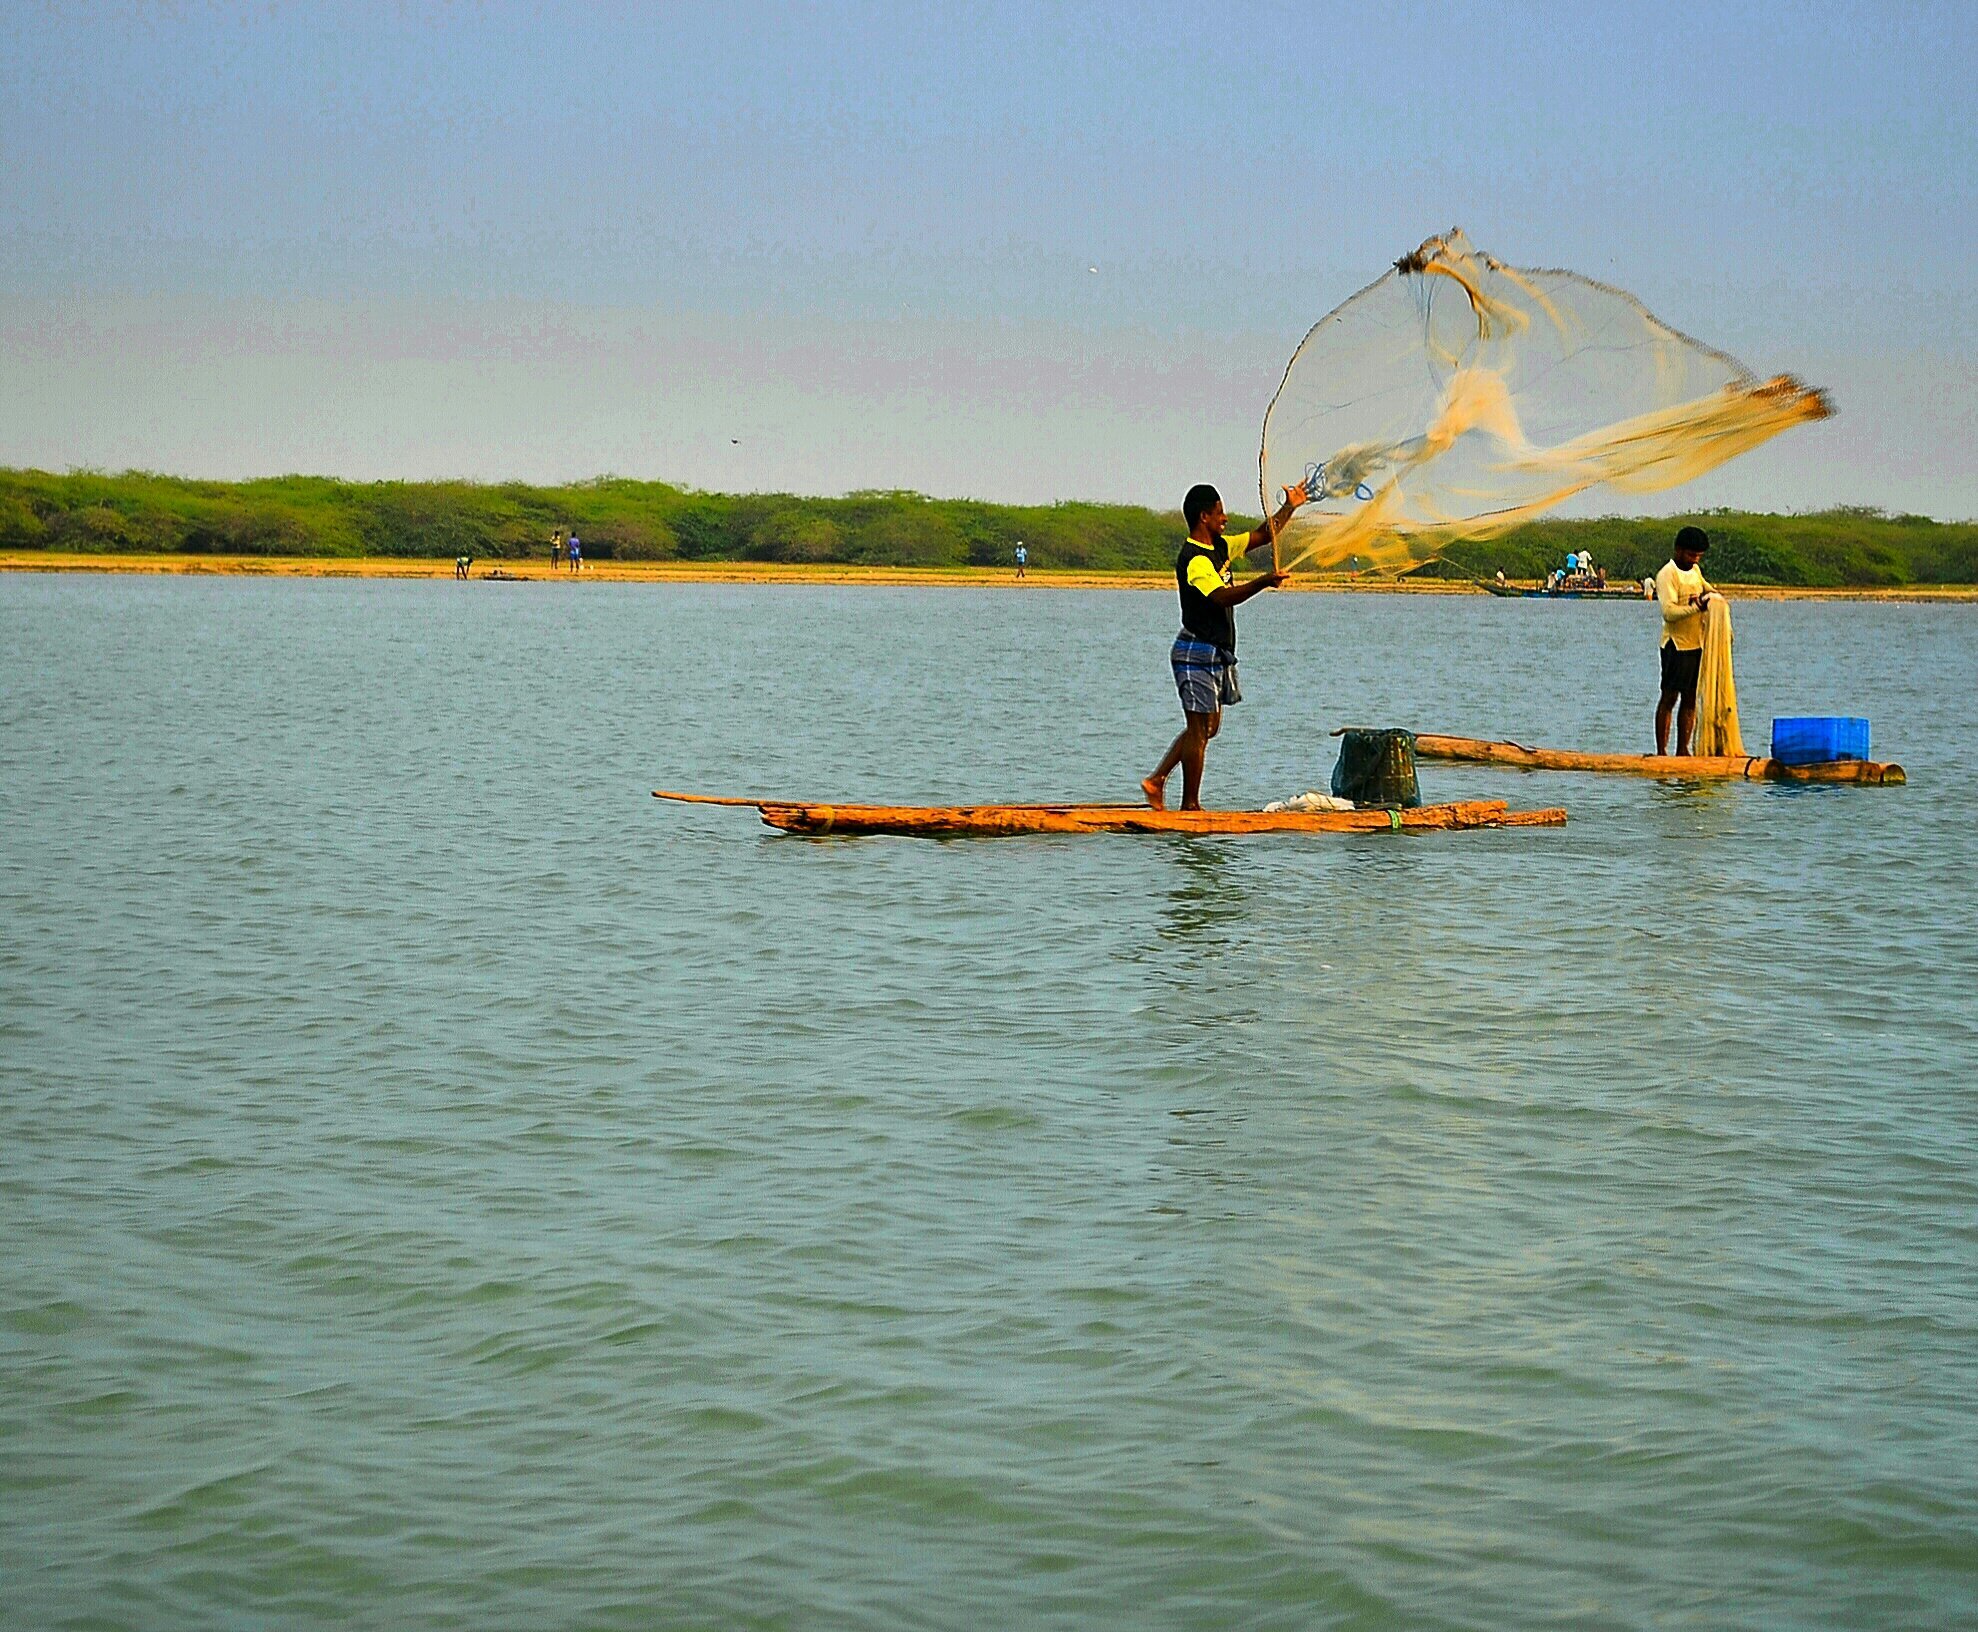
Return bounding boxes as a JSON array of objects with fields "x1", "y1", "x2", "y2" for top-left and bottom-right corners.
[{"x1": 3, "y1": 469, "x2": 1973, "y2": 586}]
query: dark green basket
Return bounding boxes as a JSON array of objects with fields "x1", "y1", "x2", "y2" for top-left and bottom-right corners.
[{"x1": 1330, "y1": 729, "x2": 1422, "y2": 810}]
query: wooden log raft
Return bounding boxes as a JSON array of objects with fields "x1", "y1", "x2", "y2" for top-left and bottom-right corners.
[
  {"x1": 654, "y1": 791, "x2": 1566, "y2": 837},
  {"x1": 1413, "y1": 733, "x2": 1906, "y2": 785}
]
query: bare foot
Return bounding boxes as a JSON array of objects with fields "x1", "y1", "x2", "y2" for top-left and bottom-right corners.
[
  {"x1": 1179, "y1": 801, "x2": 1203, "y2": 812},
  {"x1": 1141, "y1": 775, "x2": 1166, "y2": 810}
]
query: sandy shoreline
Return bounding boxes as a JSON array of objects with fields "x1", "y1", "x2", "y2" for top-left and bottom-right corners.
[{"x1": 3, "y1": 551, "x2": 1975, "y2": 601}]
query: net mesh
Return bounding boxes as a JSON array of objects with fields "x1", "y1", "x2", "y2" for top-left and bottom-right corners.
[
  {"x1": 1259, "y1": 230, "x2": 1834, "y2": 575},
  {"x1": 1695, "y1": 596, "x2": 1745, "y2": 757}
]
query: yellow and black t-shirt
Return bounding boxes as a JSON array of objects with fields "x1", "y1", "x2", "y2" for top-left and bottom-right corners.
[{"x1": 1176, "y1": 531, "x2": 1250, "y2": 652}]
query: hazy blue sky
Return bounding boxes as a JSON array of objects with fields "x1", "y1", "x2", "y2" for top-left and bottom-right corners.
[{"x1": 3, "y1": 1, "x2": 1973, "y2": 513}]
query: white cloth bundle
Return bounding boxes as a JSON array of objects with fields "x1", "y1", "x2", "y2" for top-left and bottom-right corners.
[{"x1": 1262, "y1": 791, "x2": 1358, "y2": 813}]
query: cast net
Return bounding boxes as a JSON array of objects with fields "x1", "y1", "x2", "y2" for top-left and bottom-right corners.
[
  {"x1": 1258, "y1": 230, "x2": 1834, "y2": 574},
  {"x1": 1695, "y1": 595, "x2": 1745, "y2": 757}
]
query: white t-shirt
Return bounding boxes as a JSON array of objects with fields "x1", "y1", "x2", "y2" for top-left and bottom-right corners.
[{"x1": 1655, "y1": 560, "x2": 1712, "y2": 651}]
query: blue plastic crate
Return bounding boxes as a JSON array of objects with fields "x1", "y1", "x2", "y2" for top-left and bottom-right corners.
[{"x1": 1771, "y1": 717, "x2": 1870, "y2": 765}]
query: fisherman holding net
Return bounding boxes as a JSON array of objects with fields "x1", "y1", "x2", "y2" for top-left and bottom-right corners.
[
  {"x1": 1654, "y1": 525, "x2": 1717, "y2": 755},
  {"x1": 1142, "y1": 481, "x2": 1308, "y2": 810}
]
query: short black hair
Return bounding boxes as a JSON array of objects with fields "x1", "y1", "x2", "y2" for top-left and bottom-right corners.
[
  {"x1": 1674, "y1": 525, "x2": 1710, "y2": 554},
  {"x1": 1183, "y1": 484, "x2": 1221, "y2": 530}
]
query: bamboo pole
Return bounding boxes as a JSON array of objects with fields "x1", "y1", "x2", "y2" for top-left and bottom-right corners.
[{"x1": 653, "y1": 790, "x2": 773, "y2": 806}]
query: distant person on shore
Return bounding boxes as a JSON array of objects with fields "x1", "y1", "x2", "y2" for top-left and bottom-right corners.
[
  {"x1": 1014, "y1": 542, "x2": 1027, "y2": 579},
  {"x1": 567, "y1": 534, "x2": 582, "y2": 572},
  {"x1": 1142, "y1": 481, "x2": 1305, "y2": 811},
  {"x1": 1655, "y1": 525, "x2": 1717, "y2": 755},
  {"x1": 454, "y1": 553, "x2": 472, "y2": 580},
  {"x1": 550, "y1": 528, "x2": 565, "y2": 571}
]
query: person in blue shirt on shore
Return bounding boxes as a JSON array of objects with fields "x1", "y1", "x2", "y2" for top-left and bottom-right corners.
[{"x1": 1142, "y1": 479, "x2": 1307, "y2": 810}]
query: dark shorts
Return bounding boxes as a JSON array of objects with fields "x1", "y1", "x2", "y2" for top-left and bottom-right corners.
[{"x1": 1660, "y1": 641, "x2": 1701, "y2": 702}]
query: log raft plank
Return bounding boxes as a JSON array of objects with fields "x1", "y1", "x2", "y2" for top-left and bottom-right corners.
[
  {"x1": 654, "y1": 791, "x2": 1566, "y2": 837},
  {"x1": 1412, "y1": 734, "x2": 1906, "y2": 786},
  {"x1": 654, "y1": 791, "x2": 1168, "y2": 813}
]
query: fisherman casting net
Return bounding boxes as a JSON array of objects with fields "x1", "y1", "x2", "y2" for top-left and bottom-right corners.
[{"x1": 1258, "y1": 230, "x2": 1833, "y2": 574}]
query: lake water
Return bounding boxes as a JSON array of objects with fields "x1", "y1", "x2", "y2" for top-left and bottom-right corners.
[{"x1": 3, "y1": 573, "x2": 1974, "y2": 1630}]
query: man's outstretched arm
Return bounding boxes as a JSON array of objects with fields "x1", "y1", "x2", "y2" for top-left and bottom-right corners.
[
  {"x1": 1208, "y1": 483, "x2": 1307, "y2": 605},
  {"x1": 1208, "y1": 566, "x2": 1289, "y2": 607}
]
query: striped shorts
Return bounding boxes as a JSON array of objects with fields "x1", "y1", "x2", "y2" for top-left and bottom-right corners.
[{"x1": 1171, "y1": 634, "x2": 1240, "y2": 714}]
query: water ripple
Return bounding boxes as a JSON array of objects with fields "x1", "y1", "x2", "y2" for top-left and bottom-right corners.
[{"x1": 2, "y1": 577, "x2": 1974, "y2": 1629}]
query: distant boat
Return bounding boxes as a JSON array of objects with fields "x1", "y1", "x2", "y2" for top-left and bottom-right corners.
[{"x1": 1485, "y1": 581, "x2": 1642, "y2": 600}]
